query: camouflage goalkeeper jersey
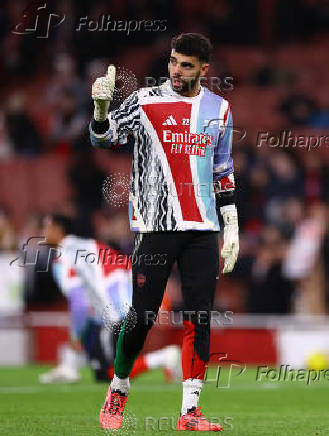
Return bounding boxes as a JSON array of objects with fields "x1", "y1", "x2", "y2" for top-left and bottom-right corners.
[{"x1": 90, "y1": 80, "x2": 234, "y2": 232}]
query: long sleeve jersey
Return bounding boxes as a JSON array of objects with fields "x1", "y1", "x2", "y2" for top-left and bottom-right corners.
[{"x1": 90, "y1": 80, "x2": 234, "y2": 232}]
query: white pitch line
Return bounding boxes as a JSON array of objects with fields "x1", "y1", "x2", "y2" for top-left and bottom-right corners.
[
  {"x1": 0, "y1": 381, "x2": 327, "y2": 395},
  {"x1": 0, "y1": 384, "x2": 179, "y2": 394}
]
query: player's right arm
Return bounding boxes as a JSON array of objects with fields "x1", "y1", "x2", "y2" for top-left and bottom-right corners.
[{"x1": 89, "y1": 64, "x2": 140, "y2": 149}]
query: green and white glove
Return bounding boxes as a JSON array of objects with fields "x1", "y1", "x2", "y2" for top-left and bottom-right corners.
[
  {"x1": 92, "y1": 64, "x2": 116, "y2": 121},
  {"x1": 220, "y1": 205, "x2": 239, "y2": 274}
]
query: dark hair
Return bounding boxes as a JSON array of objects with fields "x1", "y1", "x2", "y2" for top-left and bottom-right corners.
[
  {"x1": 171, "y1": 33, "x2": 212, "y2": 63},
  {"x1": 50, "y1": 214, "x2": 75, "y2": 236}
]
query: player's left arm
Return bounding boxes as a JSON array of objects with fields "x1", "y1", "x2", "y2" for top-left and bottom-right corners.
[{"x1": 213, "y1": 104, "x2": 239, "y2": 274}]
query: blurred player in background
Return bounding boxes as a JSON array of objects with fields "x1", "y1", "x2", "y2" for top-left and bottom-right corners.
[
  {"x1": 39, "y1": 214, "x2": 181, "y2": 384},
  {"x1": 90, "y1": 33, "x2": 239, "y2": 431}
]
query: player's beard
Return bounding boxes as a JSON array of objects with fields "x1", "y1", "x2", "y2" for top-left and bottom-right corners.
[{"x1": 170, "y1": 72, "x2": 200, "y2": 95}]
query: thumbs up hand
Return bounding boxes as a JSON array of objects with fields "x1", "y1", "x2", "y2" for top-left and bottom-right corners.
[{"x1": 92, "y1": 65, "x2": 116, "y2": 121}]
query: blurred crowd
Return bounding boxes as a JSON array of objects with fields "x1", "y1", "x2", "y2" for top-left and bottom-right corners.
[{"x1": 0, "y1": 0, "x2": 328, "y2": 314}]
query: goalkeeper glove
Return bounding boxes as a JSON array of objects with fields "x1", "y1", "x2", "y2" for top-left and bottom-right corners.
[
  {"x1": 92, "y1": 64, "x2": 116, "y2": 121},
  {"x1": 220, "y1": 205, "x2": 239, "y2": 274}
]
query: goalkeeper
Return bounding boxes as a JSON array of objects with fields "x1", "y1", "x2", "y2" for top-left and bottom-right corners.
[{"x1": 90, "y1": 33, "x2": 239, "y2": 432}]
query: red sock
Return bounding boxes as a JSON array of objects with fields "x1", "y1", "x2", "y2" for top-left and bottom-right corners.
[
  {"x1": 182, "y1": 320, "x2": 206, "y2": 381},
  {"x1": 107, "y1": 365, "x2": 115, "y2": 380},
  {"x1": 130, "y1": 355, "x2": 148, "y2": 379},
  {"x1": 107, "y1": 355, "x2": 149, "y2": 380}
]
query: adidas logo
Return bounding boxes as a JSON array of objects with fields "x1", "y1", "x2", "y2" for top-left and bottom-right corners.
[{"x1": 163, "y1": 115, "x2": 177, "y2": 125}]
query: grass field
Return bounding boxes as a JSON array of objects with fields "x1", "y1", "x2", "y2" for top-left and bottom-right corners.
[{"x1": 0, "y1": 365, "x2": 328, "y2": 436}]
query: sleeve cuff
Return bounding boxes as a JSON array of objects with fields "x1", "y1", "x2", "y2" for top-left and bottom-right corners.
[
  {"x1": 89, "y1": 116, "x2": 117, "y2": 149},
  {"x1": 220, "y1": 204, "x2": 237, "y2": 214},
  {"x1": 91, "y1": 118, "x2": 110, "y2": 134}
]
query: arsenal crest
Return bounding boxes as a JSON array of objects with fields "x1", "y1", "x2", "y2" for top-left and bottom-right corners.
[{"x1": 137, "y1": 273, "x2": 146, "y2": 288}]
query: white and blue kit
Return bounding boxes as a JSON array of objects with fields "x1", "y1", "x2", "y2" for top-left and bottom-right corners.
[{"x1": 52, "y1": 235, "x2": 132, "y2": 342}]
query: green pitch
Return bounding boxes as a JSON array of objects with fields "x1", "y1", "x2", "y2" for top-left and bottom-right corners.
[{"x1": 0, "y1": 365, "x2": 328, "y2": 435}]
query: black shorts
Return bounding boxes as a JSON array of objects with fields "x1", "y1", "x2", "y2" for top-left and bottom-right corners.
[{"x1": 122, "y1": 231, "x2": 219, "y2": 362}]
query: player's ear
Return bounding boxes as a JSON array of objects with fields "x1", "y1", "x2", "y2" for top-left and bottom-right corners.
[{"x1": 200, "y1": 63, "x2": 209, "y2": 77}]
